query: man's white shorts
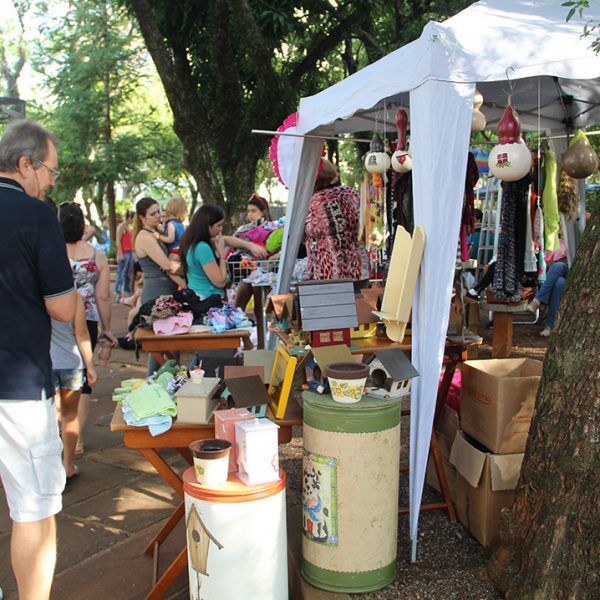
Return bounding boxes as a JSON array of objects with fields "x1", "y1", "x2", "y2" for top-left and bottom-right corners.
[{"x1": 0, "y1": 399, "x2": 65, "y2": 522}]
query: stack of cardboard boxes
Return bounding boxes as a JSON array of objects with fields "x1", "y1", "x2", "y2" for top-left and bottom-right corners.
[{"x1": 427, "y1": 358, "x2": 542, "y2": 546}]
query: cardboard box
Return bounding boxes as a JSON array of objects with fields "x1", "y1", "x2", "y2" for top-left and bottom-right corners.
[
  {"x1": 175, "y1": 378, "x2": 220, "y2": 424},
  {"x1": 235, "y1": 418, "x2": 280, "y2": 485},
  {"x1": 461, "y1": 358, "x2": 542, "y2": 454},
  {"x1": 450, "y1": 431, "x2": 524, "y2": 546},
  {"x1": 214, "y1": 408, "x2": 255, "y2": 472},
  {"x1": 426, "y1": 406, "x2": 459, "y2": 500}
]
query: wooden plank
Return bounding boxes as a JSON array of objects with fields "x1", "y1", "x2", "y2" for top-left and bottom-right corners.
[
  {"x1": 299, "y1": 291, "x2": 356, "y2": 308},
  {"x1": 302, "y1": 315, "x2": 358, "y2": 331},
  {"x1": 300, "y1": 303, "x2": 357, "y2": 319}
]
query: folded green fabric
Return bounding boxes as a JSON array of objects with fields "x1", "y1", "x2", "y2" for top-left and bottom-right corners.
[{"x1": 124, "y1": 383, "x2": 177, "y2": 419}]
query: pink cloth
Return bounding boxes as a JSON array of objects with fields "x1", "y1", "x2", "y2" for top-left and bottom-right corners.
[
  {"x1": 239, "y1": 226, "x2": 271, "y2": 244},
  {"x1": 152, "y1": 311, "x2": 193, "y2": 335},
  {"x1": 440, "y1": 369, "x2": 462, "y2": 414},
  {"x1": 544, "y1": 239, "x2": 567, "y2": 264}
]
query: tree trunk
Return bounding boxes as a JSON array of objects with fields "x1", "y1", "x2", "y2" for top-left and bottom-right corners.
[
  {"x1": 106, "y1": 180, "x2": 117, "y2": 250},
  {"x1": 488, "y1": 207, "x2": 599, "y2": 599}
]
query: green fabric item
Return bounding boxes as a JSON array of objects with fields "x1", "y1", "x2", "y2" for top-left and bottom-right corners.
[
  {"x1": 543, "y1": 148, "x2": 560, "y2": 252},
  {"x1": 265, "y1": 227, "x2": 284, "y2": 253},
  {"x1": 156, "y1": 371, "x2": 174, "y2": 390},
  {"x1": 125, "y1": 383, "x2": 177, "y2": 419},
  {"x1": 121, "y1": 378, "x2": 145, "y2": 389},
  {"x1": 155, "y1": 359, "x2": 178, "y2": 378}
]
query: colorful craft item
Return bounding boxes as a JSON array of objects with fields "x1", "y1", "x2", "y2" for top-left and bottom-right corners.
[
  {"x1": 471, "y1": 90, "x2": 487, "y2": 133},
  {"x1": 365, "y1": 133, "x2": 391, "y2": 174},
  {"x1": 391, "y1": 108, "x2": 412, "y2": 173},
  {"x1": 488, "y1": 100, "x2": 532, "y2": 181},
  {"x1": 206, "y1": 303, "x2": 248, "y2": 334},
  {"x1": 561, "y1": 129, "x2": 598, "y2": 179},
  {"x1": 268, "y1": 112, "x2": 298, "y2": 187}
]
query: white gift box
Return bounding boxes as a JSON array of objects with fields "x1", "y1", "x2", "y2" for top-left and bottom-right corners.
[{"x1": 235, "y1": 418, "x2": 280, "y2": 485}]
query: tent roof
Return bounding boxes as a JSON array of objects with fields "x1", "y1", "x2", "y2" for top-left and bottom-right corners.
[{"x1": 296, "y1": 0, "x2": 600, "y2": 135}]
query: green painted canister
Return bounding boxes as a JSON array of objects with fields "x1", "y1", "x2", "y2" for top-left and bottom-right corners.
[{"x1": 301, "y1": 391, "x2": 401, "y2": 593}]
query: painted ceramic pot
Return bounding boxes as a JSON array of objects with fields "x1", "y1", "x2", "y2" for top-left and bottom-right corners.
[
  {"x1": 189, "y1": 439, "x2": 231, "y2": 484},
  {"x1": 325, "y1": 362, "x2": 369, "y2": 404}
]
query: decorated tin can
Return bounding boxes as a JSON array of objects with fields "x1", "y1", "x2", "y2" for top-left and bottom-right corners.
[{"x1": 301, "y1": 391, "x2": 401, "y2": 593}]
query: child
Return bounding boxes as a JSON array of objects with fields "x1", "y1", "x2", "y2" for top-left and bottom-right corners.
[
  {"x1": 51, "y1": 294, "x2": 97, "y2": 480},
  {"x1": 156, "y1": 196, "x2": 188, "y2": 260}
]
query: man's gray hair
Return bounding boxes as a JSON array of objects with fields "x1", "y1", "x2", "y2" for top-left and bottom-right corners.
[{"x1": 0, "y1": 119, "x2": 57, "y2": 172}]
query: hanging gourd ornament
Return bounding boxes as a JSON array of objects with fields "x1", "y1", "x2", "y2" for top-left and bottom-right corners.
[
  {"x1": 488, "y1": 100, "x2": 532, "y2": 181},
  {"x1": 471, "y1": 90, "x2": 487, "y2": 133},
  {"x1": 561, "y1": 129, "x2": 598, "y2": 179},
  {"x1": 365, "y1": 132, "x2": 391, "y2": 174},
  {"x1": 391, "y1": 108, "x2": 412, "y2": 173}
]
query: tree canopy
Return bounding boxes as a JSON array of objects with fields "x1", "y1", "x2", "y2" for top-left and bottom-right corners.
[{"x1": 127, "y1": 0, "x2": 474, "y2": 215}]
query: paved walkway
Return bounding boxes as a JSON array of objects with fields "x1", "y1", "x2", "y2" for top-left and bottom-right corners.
[{"x1": 0, "y1": 303, "x2": 336, "y2": 599}]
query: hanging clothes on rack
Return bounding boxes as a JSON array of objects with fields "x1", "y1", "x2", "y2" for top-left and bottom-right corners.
[
  {"x1": 524, "y1": 189, "x2": 538, "y2": 273},
  {"x1": 387, "y1": 171, "x2": 414, "y2": 235},
  {"x1": 492, "y1": 174, "x2": 531, "y2": 302},
  {"x1": 460, "y1": 152, "x2": 479, "y2": 261},
  {"x1": 543, "y1": 148, "x2": 560, "y2": 251}
]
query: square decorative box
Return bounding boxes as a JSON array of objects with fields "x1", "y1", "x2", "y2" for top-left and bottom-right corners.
[
  {"x1": 175, "y1": 378, "x2": 220, "y2": 424},
  {"x1": 235, "y1": 418, "x2": 280, "y2": 485},
  {"x1": 213, "y1": 408, "x2": 255, "y2": 472}
]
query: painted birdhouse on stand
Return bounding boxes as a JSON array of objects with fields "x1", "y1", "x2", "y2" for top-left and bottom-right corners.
[
  {"x1": 186, "y1": 503, "x2": 224, "y2": 577},
  {"x1": 297, "y1": 279, "x2": 358, "y2": 347},
  {"x1": 364, "y1": 348, "x2": 419, "y2": 400}
]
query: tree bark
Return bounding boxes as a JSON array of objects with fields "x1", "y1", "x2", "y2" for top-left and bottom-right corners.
[{"x1": 488, "y1": 207, "x2": 600, "y2": 599}]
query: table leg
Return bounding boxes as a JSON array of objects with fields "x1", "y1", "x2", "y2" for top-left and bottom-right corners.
[
  {"x1": 144, "y1": 502, "x2": 185, "y2": 557},
  {"x1": 492, "y1": 312, "x2": 513, "y2": 358},
  {"x1": 150, "y1": 352, "x2": 166, "y2": 366},
  {"x1": 430, "y1": 429, "x2": 456, "y2": 522},
  {"x1": 140, "y1": 448, "x2": 184, "y2": 498},
  {"x1": 253, "y1": 288, "x2": 265, "y2": 349},
  {"x1": 145, "y1": 547, "x2": 188, "y2": 600}
]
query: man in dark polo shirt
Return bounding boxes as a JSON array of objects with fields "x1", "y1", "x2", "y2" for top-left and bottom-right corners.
[{"x1": 0, "y1": 120, "x2": 76, "y2": 599}]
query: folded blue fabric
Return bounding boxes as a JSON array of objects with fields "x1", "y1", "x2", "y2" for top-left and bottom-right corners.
[{"x1": 122, "y1": 403, "x2": 173, "y2": 436}]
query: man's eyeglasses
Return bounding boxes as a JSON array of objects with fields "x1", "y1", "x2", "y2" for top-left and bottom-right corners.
[{"x1": 32, "y1": 158, "x2": 61, "y2": 181}]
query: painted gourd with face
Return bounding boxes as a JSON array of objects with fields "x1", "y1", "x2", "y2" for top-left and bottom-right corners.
[
  {"x1": 391, "y1": 108, "x2": 412, "y2": 173},
  {"x1": 365, "y1": 132, "x2": 391, "y2": 174},
  {"x1": 488, "y1": 102, "x2": 532, "y2": 181}
]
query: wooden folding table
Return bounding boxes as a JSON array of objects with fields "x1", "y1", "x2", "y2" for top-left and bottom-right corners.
[
  {"x1": 134, "y1": 328, "x2": 253, "y2": 366},
  {"x1": 110, "y1": 402, "x2": 301, "y2": 599}
]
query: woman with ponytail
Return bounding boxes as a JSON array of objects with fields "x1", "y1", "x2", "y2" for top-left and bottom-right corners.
[{"x1": 132, "y1": 197, "x2": 184, "y2": 305}]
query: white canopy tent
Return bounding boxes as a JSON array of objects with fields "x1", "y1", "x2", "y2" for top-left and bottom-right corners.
[{"x1": 274, "y1": 0, "x2": 600, "y2": 560}]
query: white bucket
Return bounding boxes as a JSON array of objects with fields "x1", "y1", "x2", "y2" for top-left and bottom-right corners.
[{"x1": 183, "y1": 467, "x2": 288, "y2": 599}]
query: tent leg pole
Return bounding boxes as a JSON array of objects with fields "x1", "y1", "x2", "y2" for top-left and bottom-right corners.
[{"x1": 411, "y1": 538, "x2": 417, "y2": 563}]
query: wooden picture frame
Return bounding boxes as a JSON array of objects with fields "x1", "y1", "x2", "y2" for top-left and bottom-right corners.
[{"x1": 268, "y1": 344, "x2": 297, "y2": 419}]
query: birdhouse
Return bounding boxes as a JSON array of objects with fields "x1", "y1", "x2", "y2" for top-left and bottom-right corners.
[
  {"x1": 175, "y1": 378, "x2": 221, "y2": 424},
  {"x1": 365, "y1": 348, "x2": 419, "y2": 399},
  {"x1": 297, "y1": 279, "x2": 358, "y2": 347},
  {"x1": 266, "y1": 293, "x2": 295, "y2": 332},
  {"x1": 186, "y1": 503, "x2": 224, "y2": 576},
  {"x1": 298, "y1": 344, "x2": 354, "y2": 393},
  {"x1": 224, "y1": 375, "x2": 271, "y2": 418}
]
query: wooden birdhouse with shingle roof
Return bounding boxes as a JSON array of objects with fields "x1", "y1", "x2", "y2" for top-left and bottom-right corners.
[
  {"x1": 297, "y1": 279, "x2": 358, "y2": 347},
  {"x1": 365, "y1": 348, "x2": 419, "y2": 399}
]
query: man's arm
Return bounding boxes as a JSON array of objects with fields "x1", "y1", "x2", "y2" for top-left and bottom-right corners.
[{"x1": 44, "y1": 289, "x2": 77, "y2": 322}]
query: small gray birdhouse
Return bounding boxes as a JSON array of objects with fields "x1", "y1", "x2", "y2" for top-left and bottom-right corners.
[{"x1": 365, "y1": 348, "x2": 418, "y2": 399}]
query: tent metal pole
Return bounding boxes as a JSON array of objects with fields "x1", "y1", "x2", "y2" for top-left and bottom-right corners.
[{"x1": 251, "y1": 129, "x2": 372, "y2": 143}]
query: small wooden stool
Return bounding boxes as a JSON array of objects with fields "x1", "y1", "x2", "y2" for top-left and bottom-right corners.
[{"x1": 481, "y1": 301, "x2": 528, "y2": 358}]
